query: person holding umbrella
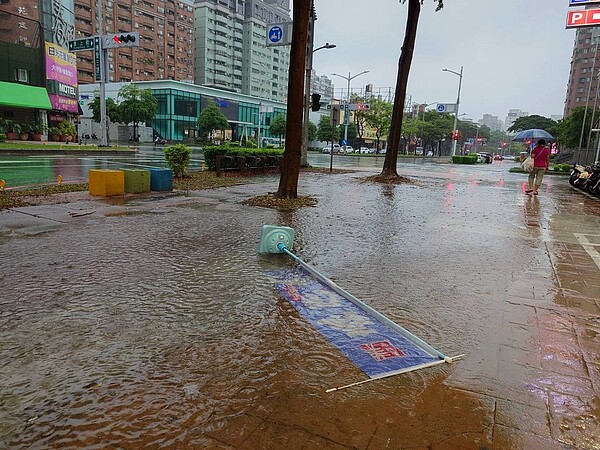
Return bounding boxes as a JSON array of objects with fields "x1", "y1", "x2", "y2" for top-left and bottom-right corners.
[{"x1": 526, "y1": 139, "x2": 551, "y2": 195}]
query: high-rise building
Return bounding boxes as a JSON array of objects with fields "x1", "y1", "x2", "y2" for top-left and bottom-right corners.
[
  {"x1": 564, "y1": 26, "x2": 600, "y2": 117},
  {"x1": 505, "y1": 109, "x2": 528, "y2": 132},
  {"x1": 194, "y1": 0, "x2": 290, "y2": 102},
  {"x1": 479, "y1": 114, "x2": 504, "y2": 132},
  {"x1": 73, "y1": 0, "x2": 195, "y2": 84},
  {"x1": 311, "y1": 70, "x2": 333, "y2": 101}
]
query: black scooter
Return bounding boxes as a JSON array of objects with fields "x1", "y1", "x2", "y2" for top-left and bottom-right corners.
[
  {"x1": 154, "y1": 137, "x2": 166, "y2": 145},
  {"x1": 584, "y1": 163, "x2": 600, "y2": 196}
]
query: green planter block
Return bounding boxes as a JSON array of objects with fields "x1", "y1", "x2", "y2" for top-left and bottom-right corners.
[{"x1": 121, "y1": 169, "x2": 151, "y2": 193}]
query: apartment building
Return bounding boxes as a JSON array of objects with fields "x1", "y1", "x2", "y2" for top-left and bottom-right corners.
[
  {"x1": 505, "y1": 109, "x2": 528, "y2": 132},
  {"x1": 311, "y1": 70, "x2": 333, "y2": 101},
  {"x1": 564, "y1": 26, "x2": 600, "y2": 117},
  {"x1": 73, "y1": 0, "x2": 195, "y2": 84},
  {"x1": 479, "y1": 114, "x2": 503, "y2": 132},
  {"x1": 194, "y1": 0, "x2": 290, "y2": 102}
]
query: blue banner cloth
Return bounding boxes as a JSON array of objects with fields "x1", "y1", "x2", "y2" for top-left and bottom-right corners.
[{"x1": 273, "y1": 270, "x2": 440, "y2": 378}]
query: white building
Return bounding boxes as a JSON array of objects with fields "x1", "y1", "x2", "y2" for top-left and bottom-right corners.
[
  {"x1": 479, "y1": 114, "x2": 504, "y2": 132},
  {"x1": 311, "y1": 70, "x2": 333, "y2": 101},
  {"x1": 505, "y1": 109, "x2": 529, "y2": 132},
  {"x1": 194, "y1": 0, "x2": 291, "y2": 102}
]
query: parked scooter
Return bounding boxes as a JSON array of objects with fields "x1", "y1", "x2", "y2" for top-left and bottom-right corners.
[
  {"x1": 583, "y1": 163, "x2": 600, "y2": 196},
  {"x1": 154, "y1": 136, "x2": 167, "y2": 145},
  {"x1": 569, "y1": 164, "x2": 588, "y2": 187}
]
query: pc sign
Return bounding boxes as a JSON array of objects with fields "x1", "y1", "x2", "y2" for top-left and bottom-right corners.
[{"x1": 266, "y1": 22, "x2": 292, "y2": 46}]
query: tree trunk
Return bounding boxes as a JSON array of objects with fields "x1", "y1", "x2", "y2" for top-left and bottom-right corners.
[
  {"x1": 276, "y1": 0, "x2": 311, "y2": 198},
  {"x1": 381, "y1": 0, "x2": 421, "y2": 176}
]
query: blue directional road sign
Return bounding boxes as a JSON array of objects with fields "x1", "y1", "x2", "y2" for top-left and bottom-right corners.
[
  {"x1": 266, "y1": 22, "x2": 292, "y2": 46},
  {"x1": 570, "y1": 0, "x2": 600, "y2": 6},
  {"x1": 437, "y1": 104, "x2": 446, "y2": 113},
  {"x1": 268, "y1": 26, "x2": 282, "y2": 44}
]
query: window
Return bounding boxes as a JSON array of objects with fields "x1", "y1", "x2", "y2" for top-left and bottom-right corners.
[{"x1": 15, "y1": 68, "x2": 29, "y2": 83}]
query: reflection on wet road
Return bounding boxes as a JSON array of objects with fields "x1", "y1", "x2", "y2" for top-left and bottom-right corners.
[{"x1": 1, "y1": 161, "x2": 599, "y2": 448}]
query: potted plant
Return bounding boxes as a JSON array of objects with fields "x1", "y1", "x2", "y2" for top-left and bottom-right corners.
[
  {"x1": 3, "y1": 120, "x2": 15, "y2": 140},
  {"x1": 58, "y1": 121, "x2": 76, "y2": 142},
  {"x1": 48, "y1": 126, "x2": 61, "y2": 142},
  {"x1": 11, "y1": 123, "x2": 25, "y2": 140},
  {"x1": 29, "y1": 120, "x2": 45, "y2": 141},
  {"x1": 17, "y1": 123, "x2": 30, "y2": 140}
]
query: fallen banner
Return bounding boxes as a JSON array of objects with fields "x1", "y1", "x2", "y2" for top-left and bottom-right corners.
[
  {"x1": 259, "y1": 225, "x2": 463, "y2": 392},
  {"x1": 275, "y1": 271, "x2": 441, "y2": 377}
]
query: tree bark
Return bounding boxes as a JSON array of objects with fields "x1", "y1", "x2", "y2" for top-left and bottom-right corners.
[
  {"x1": 276, "y1": 0, "x2": 311, "y2": 198},
  {"x1": 382, "y1": 0, "x2": 421, "y2": 176}
]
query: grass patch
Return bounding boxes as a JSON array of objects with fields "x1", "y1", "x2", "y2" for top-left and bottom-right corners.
[
  {"x1": 242, "y1": 194, "x2": 318, "y2": 211},
  {"x1": 173, "y1": 170, "x2": 251, "y2": 190},
  {"x1": 0, "y1": 142, "x2": 131, "y2": 151},
  {"x1": 0, "y1": 183, "x2": 88, "y2": 210}
]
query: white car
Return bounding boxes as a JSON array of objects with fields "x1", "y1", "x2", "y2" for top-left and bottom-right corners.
[
  {"x1": 341, "y1": 145, "x2": 354, "y2": 154},
  {"x1": 322, "y1": 144, "x2": 341, "y2": 154},
  {"x1": 359, "y1": 147, "x2": 371, "y2": 154}
]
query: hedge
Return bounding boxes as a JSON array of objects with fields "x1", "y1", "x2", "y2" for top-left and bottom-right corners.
[
  {"x1": 203, "y1": 145, "x2": 284, "y2": 170},
  {"x1": 553, "y1": 163, "x2": 572, "y2": 173},
  {"x1": 452, "y1": 155, "x2": 478, "y2": 164}
]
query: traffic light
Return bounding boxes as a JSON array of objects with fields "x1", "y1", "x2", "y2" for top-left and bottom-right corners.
[
  {"x1": 114, "y1": 34, "x2": 136, "y2": 45},
  {"x1": 451, "y1": 130, "x2": 460, "y2": 140},
  {"x1": 311, "y1": 93, "x2": 322, "y2": 111},
  {"x1": 102, "y1": 32, "x2": 140, "y2": 49}
]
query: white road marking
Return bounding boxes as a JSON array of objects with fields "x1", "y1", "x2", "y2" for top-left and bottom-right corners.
[{"x1": 574, "y1": 233, "x2": 600, "y2": 270}]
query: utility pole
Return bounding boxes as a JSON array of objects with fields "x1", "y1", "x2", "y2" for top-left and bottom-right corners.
[
  {"x1": 331, "y1": 71, "x2": 369, "y2": 149},
  {"x1": 301, "y1": 4, "x2": 315, "y2": 167},
  {"x1": 442, "y1": 66, "x2": 463, "y2": 157},
  {"x1": 98, "y1": 0, "x2": 108, "y2": 146}
]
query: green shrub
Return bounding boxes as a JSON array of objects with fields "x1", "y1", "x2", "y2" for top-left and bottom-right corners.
[
  {"x1": 0, "y1": 133, "x2": 6, "y2": 143},
  {"x1": 202, "y1": 145, "x2": 284, "y2": 170},
  {"x1": 48, "y1": 126, "x2": 61, "y2": 136},
  {"x1": 57, "y1": 121, "x2": 76, "y2": 136},
  {"x1": 164, "y1": 143, "x2": 192, "y2": 177},
  {"x1": 553, "y1": 163, "x2": 572, "y2": 172},
  {"x1": 464, "y1": 155, "x2": 477, "y2": 164},
  {"x1": 452, "y1": 154, "x2": 478, "y2": 164}
]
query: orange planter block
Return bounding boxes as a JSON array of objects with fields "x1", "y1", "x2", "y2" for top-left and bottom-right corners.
[{"x1": 88, "y1": 169, "x2": 124, "y2": 197}]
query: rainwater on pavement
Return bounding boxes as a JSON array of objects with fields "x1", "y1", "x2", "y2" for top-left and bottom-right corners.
[{"x1": 0, "y1": 158, "x2": 599, "y2": 449}]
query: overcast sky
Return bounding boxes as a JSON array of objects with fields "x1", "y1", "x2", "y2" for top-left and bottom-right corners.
[{"x1": 303, "y1": 0, "x2": 575, "y2": 122}]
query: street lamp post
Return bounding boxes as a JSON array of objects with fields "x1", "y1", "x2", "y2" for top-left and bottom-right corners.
[
  {"x1": 417, "y1": 101, "x2": 437, "y2": 153},
  {"x1": 442, "y1": 66, "x2": 463, "y2": 157},
  {"x1": 331, "y1": 70, "x2": 369, "y2": 148},
  {"x1": 301, "y1": 40, "x2": 336, "y2": 167}
]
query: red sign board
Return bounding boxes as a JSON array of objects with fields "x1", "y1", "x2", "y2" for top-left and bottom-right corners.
[{"x1": 566, "y1": 9, "x2": 600, "y2": 28}]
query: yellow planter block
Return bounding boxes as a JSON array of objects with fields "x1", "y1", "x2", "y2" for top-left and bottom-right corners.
[{"x1": 89, "y1": 169, "x2": 124, "y2": 197}]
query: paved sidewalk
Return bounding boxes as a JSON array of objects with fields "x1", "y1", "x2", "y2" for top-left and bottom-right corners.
[{"x1": 0, "y1": 164, "x2": 599, "y2": 449}]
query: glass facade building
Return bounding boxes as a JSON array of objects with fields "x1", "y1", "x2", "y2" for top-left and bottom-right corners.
[{"x1": 78, "y1": 79, "x2": 287, "y2": 142}]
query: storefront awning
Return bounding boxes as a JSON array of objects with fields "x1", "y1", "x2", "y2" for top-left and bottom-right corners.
[{"x1": 0, "y1": 82, "x2": 52, "y2": 110}]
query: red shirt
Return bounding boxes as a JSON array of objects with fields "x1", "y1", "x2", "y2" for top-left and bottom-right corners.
[{"x1": 531, "y1": 145, "x2": 550, "y2": 168}]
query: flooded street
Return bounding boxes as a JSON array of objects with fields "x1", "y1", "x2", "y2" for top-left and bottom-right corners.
[{"x1": 1, "y1": 161, "x2": 599, "y2": 448}]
